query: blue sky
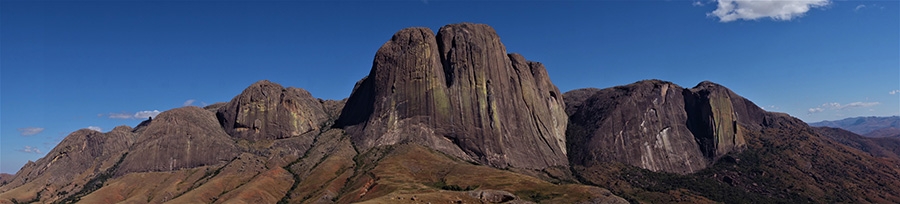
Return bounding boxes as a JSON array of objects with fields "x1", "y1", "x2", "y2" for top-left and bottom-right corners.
[{"x1": 1, "y1": 0, "x2": 897, "y2": 173}]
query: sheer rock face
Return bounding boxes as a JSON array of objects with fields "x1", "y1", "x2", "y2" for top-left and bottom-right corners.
[
  {"x1": 565, "y1": 80, "x2": 707, "y2": 174},
  {"x1": 117, "y1": 106, "x2": 239, "y2": 175},
  {"x1": 565, "y1": 80, "x2": 764, "y2": 174},
  {"x1": 217, "y1": 80, "x2": 329, "y2": 142},
  {"x1": 683, "y1": 81, "x2": 761, "y2": 160},
  {"x1": 336, "y1": 23, "x2": 568, "y2": 170}
]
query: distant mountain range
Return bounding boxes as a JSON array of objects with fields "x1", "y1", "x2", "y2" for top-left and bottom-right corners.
[
  {"x1": 810, "y1": 116, "x2": 900, "y2": 138},
  {"x1": 2, "y1": 23, "x2": 899, "y2": 203}
]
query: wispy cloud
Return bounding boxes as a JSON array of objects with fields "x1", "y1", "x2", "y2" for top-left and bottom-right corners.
[
  {"x1": 134, "y1": 110, "x2": 161, "y2": 119},
  {"x1": 854, "y1": 4, "x2": 866, "y2": 12},
  {"x1": 808, "y1": 107, "x2": 824, "y2": 114},
  {"x1": 693, "y1": 1, "x2": 705, "y2": 7},
  {"x1": 854, "y1": 4, "x2": 884, "y2": 12},
  {"x1": 87, "y1": 126, "x2": 102, "y2": 132},
  {"x1": 108, "y1": 113, "x2": 133, "y2": 119},
  {"x1": 17, "y1": 127, "x2": 45, "y2": 136},
  {"x1": 808, "y1": 101, "x2": 880, "y2": 114},
  {"x1": 890, "y1": 90, "x2": 899, "y2": 95},
  {"x1": 18, "y1": 146, "x2": 41, "y2": 154},
  {"x1": 105, "y1": 110, "x2": 162, "y2": 119},
  {"x1": 183, "y1": 99, "x2": 196, "y2": 107},
  {"x1": 708, "y1": 0, "x2": 830, "y2": 22},
  {"x1": 822, "y1": 102, "x2": 881, "y2": 110}
]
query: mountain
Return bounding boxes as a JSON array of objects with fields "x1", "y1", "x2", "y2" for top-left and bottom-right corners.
[
  {"x1": 2, "y1": 23, "x2": 899, "y2": 204},
  {"x1": 564, "y1": 80, "x2": 765, "y2": 174},
  {"x1": 566, "y1": 81, "x2": 900, "y2": 203},
  {"x1": 217, "y1": 80, "x2": 330, "y2": 142},
  {"x1": 0, "y1": 174, "x2": 11, "y2": 188},
  {"x1": 864, "y1": 127, "x2": 900, "y2": 138},
  {"x1": 336, "y1": 23, "x2": 568, "y2": 171},
  {"x1": 117, "y1": 106, "x2": 241, "y2": 175},
  {"x1": 810, "y1": 116, "x2": 900, "y2": 137},
  {"x1": 0, "y1": 126, "x2": 134, "y2": 203}
]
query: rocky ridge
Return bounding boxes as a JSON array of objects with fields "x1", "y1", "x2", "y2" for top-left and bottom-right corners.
[
  {"x1": 117, "y1": 106, "x2": 240, "y2": 175},
  {"x1": 0, "y1": 126, "x2": 134, "y2": 202}
]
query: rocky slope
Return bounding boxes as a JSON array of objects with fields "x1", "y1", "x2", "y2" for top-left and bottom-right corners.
[
  {"x1": 0, "y1": 127, "x2": 135, "y2": 203},
  {"x1": 864, "y1": 127, "x2": 900, "y2": 138},
  {"x1": 117, "y1": 106, "x2": 241, "y2": 175},
  {"x1": 814, "y1": 126, "x2": 900, "y2": 159},
  {"x1": 567, "y1": 81, "x2": 900, "y2": 203},
  {"x1": 0, "y1": 174, "x2": 11, "y2": 187},
  {"x1": 336, "y1": 23, "x2": 568, "y2": 170}
]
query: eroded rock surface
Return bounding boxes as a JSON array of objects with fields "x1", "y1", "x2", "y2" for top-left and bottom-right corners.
[
  {"x1": 565, "y1": 80, "x2": 707, "y2": 174},
  {"x1": 117, "y1": 106, "x2": 239, "y2": 175},
  {"x1": 565, "y1": 80, "x2": 765, "y2": 174},
  {"x1": 336, "y1": 23, "x2": 567, "y2": 170},
  {"x1": 217, "y1": 80, "x2": 329, "y2": 141},
  {"x1": 0, "y1": 126, "x2": 135, "y2": 202},
  {"x1": 684, "y1": 81, "x2": 763, "y2": 160}
]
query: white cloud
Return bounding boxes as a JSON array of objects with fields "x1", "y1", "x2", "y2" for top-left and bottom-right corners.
[
  {"x1": 17, "y1": 127, "x2": 44, "y2": 136},
  {"x1": 808, "y1": 101, "x2": 880, "y2": 114},
  {"x1": 134, "y1": 110, "x2": 161, "y2": 119},
  {"x1": 808, "y1": 107, "x2": 824, "y2": 114},
  {"x1": 890, "y1": 90, "x2": 899, "y2": 95},
  {"x1": 708, "y1": 0, "x2": 830, "y2": 22},
  {"x1": 693, "y1": 1, "x2": 705, "y2": 7},
  {"x1": 107, "y1": 110, "x2": 162, "y2": 119},
  {"x1": 18, "y1": 146, "x2": 41, "y2": 154},
  {"x1": 854, "y1": 4, "x2": 866, "y2": 12},
  {"x1": 183, "y1": 99, "x2": 196, "y2": 107},
  {"x1": 840, "y1": 102, "x2": 879, "y2": 109},
  {"x1": 108, "y1": 113, "x2": 133, "y2": 119},
  {"x1": 87, "y1": 126, "x2": 102, "y2": 132}
]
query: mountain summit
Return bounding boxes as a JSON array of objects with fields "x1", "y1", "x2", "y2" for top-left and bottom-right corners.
[{"x1": 336, "y1": 23, "x2": 568, "y2": 170}]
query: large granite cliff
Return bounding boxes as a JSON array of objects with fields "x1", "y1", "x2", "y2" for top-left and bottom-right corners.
[
  {"x1": 336, "y1": 23, "x2": 568, "y2": 170},
  {"x1": 565, "y1": 80, "x2": 764, "y2": 174}
]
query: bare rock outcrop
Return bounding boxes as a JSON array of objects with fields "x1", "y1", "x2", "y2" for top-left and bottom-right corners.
[
  {"x1": 684, "y1": 81, "x2": 764, "y2": 160},
  {"x1": 565, "y1": 80, "x2": 765, "y2": 174},
  {"x1": 0, "y1": 126, "x2": 134, "y2": 202},
  {"x1": 217, "y1": 80, "x2": 329, "y2": 142},
  {"x1": 565, "y1": 80, "x2": 707, "y2": 174},
  {"x1": 117, "y1": 106, "x2": 239, "y2": 175},
  {"x1": 336, "y1": 23, "x2": 567, "y2": 170}
]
